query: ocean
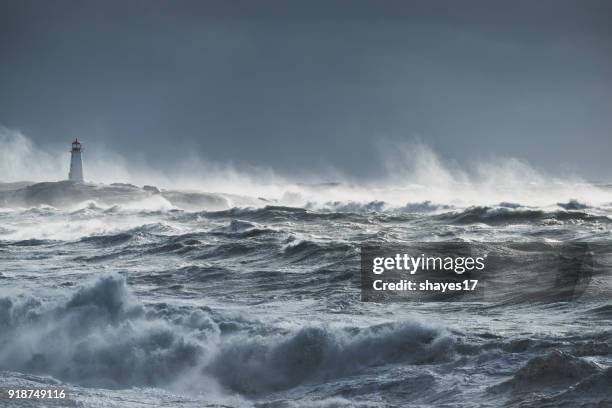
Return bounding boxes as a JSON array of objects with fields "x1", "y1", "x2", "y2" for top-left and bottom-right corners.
[{"x1": 0, "y1": 182, "x2": 611, "y2": 407}]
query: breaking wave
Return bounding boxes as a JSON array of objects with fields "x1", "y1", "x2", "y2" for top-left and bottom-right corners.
[
  {"x1": 0, "y1": 275, "x2": 209, "y2": 388},
  {"x1": 0, "y1": 274, "x2": 456, "y2": 394},
  {"x1": 209, "y1": 322, "x2": 455, "y2": 394}
]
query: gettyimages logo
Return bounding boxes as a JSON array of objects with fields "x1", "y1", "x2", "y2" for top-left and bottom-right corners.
[
  {"x1": 372, "y1": 253, "x2": 486, "y2": 275},
  {"x1": 361, "y1": 242, "x2": 595, "y2": 303}
]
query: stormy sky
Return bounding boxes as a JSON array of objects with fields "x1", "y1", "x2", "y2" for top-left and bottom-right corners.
[{"x1": 1, "y1": 0, "x2": 611, "y2": 180}]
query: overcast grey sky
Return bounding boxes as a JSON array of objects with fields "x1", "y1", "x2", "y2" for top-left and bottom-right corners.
[{"x1": 1, "y1": 0, "x2": 611, "y2": 179}]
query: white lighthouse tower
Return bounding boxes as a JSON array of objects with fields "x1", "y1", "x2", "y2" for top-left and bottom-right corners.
[{"x1": 68, "y1": 139, "x2": 84, "y2": 183}]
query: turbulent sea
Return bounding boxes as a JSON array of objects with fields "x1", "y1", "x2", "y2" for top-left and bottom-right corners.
[{"x1": 1, "y1": 184, "x2": 612, "y2": 407}]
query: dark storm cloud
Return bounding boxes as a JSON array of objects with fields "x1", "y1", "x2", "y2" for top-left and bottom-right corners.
[{"x1": 0, "y1": 0, "x2": 611, "y2": 179}]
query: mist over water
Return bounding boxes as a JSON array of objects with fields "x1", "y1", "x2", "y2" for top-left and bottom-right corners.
[{"x1": 2, "y1": 126, "x2": 611, "y2": 209}]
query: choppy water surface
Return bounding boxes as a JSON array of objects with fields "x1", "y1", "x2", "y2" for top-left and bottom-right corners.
[{"x1": 1, "y1": 198, "x2": 611, "y2": 407}]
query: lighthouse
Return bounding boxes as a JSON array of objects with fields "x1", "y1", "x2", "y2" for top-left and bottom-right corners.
[{"x1": 68, "y1": 139, "x2": 84, "y2": 183}]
